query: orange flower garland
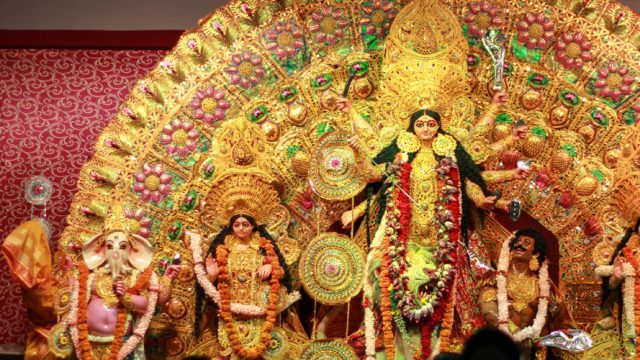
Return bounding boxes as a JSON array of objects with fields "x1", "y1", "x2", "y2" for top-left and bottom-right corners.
[
  {"x1": 109, "y1": 308, "x2": 128, "y2": 360},
  {"x1": 622, "y1": 247, "x2": 640, "y2": 355},
  {"x1": 77, "y1": 263, "x2": 92, "y2": 360},
  {"x1": 216, "y1": 237, "x2": 284, "y2": 359},
  {"x1": 76, "y1": 263, "x2": 153, "y2": 360},
  {"x1": 439, "y1": 286, "x2": 457, "y2": 352}
]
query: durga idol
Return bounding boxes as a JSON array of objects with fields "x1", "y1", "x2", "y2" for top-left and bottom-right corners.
[{"x1": 339, "y1": 103, "x2": 525, "y2": 359}]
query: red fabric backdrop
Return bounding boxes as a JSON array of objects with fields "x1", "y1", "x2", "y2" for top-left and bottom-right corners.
[{"x1": 0, "y1": 49, "x2": 166, "y2": 344}]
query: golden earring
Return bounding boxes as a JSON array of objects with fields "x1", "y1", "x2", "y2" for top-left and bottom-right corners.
[
  {"x1": 397, "y1": 131, "x2": 420, "y2": 153},
  {"x1": 529, "y1": 257, "x2": 540, "y2": 271}
]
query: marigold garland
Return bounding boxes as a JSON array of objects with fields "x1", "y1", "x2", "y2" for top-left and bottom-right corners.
[
  {"x1": 439, "y1": 284, "x2": 457, "y2": 353},
  {"x1": 77, "y1": 263, "x2": 92, "y2": 360},
  {"x1": 74, "y1": 263, "x2": 154, "y2": 360},
  {"x1": 216, "y1": 237, "x2": 284, "y2": 359}
]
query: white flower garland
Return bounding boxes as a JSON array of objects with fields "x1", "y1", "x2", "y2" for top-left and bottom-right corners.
[
  {"x1": 68, "y1": 277, "x2": 80, "y2": 353},
  {"x1": 595, "y1": 263, "x2": 636, "y2": 336},
  {"x1": 68, "y1": 271, "x2": 159, "y2": 360},
  {"x1": 364, "y1": 215, "x2": 387, "y2": 359},
  {"x1": 118, "y1": 272, "x2": 158, "y2": 360},
  {"x1": 496, "y1": 233, "x2": 550, "y2": 342},
  {"x1": 190, "y1": 232, "x2": 300, "y2": 316}
]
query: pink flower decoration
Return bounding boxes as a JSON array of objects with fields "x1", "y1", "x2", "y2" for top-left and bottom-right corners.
[
  {"x1": 225, "y1": 51, "x2": 266, "y2": 89},
  {"x1": 328, "y1": 157, "x2": 343, "y2": 170},
  {"x1": 464, "y1": 1, "x2": 503, "y2": 38},
  {"x1": 325, "y1": 263, "x2": 338, "y2": 275},
  {"x1": 124, "y1": 208, "x2": 153, "y2": 238},
  {"x1": 160, "y1": 119, "x2": 199, "y2": 158},
  {"x1": 190, "y1": 86, "x2": 230, "y2": 125},
  {"x1": 516, "y1": 12, "x2": 555, "y2": 50},
  {"x1": 360, "y1": 0, "x2": 397, "y2": 38},
  {"x1": 264, "y1": 21, "x2": 305, "y2": 60},
  {"x1": 133, "y1": 163, "x2": 173, "y2": 203},
  {"x1": 309, "y1": 5, "x2": 350, "y2": 46},
  {"x1": 554, "y1": 32, "x2": 593, "y2": 70},
  {"x1": 593, "y1": 61, "x2": 635, "y2": 101}
]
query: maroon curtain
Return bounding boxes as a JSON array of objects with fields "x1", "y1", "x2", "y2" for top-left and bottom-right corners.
[{"x1": 0, "y1": 48, "x2": 166, "y2": 344}]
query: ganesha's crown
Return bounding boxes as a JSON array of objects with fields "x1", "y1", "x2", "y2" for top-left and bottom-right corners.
[{"x1": 103, "y1": 203, "x2": 132, "y2": 235}]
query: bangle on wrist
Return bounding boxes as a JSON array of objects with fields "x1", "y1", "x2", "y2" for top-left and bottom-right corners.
[{"x1": 121, "y1": 294, "x2": 137, "y2": 311}]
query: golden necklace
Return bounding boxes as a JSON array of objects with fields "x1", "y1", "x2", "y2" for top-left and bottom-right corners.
[
  {"x1": 507, "y1": 271, "x2": 538, "y2": 312},
  {"x1": 410, "y1": 147, "x2": 437, "y2": 244}
]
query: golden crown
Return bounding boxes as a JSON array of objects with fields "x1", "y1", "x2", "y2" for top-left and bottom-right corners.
[
  {"x1": 201, "y1": 170, "x2": 281, "y2": 228},
  {"x1": 103, "y1": 203, "x2": 132, "y2": 235},
  {"x1": 380, "y1": 0, "x2": 470, "y2": 132},
  {"x1": 611, "y1": 176, "x2": 640, "y2": 227},
  {"x1": 384, "y1": 0, "x2": 468, "y2": 60}
]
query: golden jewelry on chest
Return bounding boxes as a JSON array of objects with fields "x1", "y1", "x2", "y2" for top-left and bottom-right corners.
[
  {"x1": 411, "y1": 148, "x2": 437, "y2": 212},
  {"x1": 95, "y1": 271, "x2": 125, "y2": 308},
  {"x1": 507, "y1": 271, "x2": 539, "y2": 312}
]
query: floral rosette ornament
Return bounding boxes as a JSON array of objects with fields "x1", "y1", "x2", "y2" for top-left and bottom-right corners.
[
  {"x1": 463, "y1": 1, "x2": 503, "y2": 38},
  {"x1": 516, "y1": 12, "x2": 555, "y2": 50},
  {"x1": 190, "y1": 87, "x2": 230, "y2": 125},
  {"x1": 554, "y1": 32, "x2": 593, "y2": 70},
  {"x1": 360, "y1": 0, "x2": 397, "y2": 49},
  {"x1": 124, "y1": 208, "x2": 153, "y2": 238},
  {"x1": 592, "y1": 61, "x2": 635, "y2": 102},
  {"x1": 24, "y1": 175, "x2": 53, "y2": 206},
  {"x1": 264, "y1": 21, "x2": 305, "y2": 61},
  {"x1": 309, "y1": 5, "x2": 350, "y2": 46},
  {"x1": 225, "y1": 51, "x2": 266, "y2": 89},
  {"x1": 133, "y1": 163, "x2": 172, "y2": 203},
  {"x1": 161, "y1": 119, "x2": 200, "y2": 158}
]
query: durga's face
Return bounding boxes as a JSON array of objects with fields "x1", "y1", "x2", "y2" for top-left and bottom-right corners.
[
  {"x1": 414, "y1": 115, "x2": 439, "y2": 141},
  {"x1": 232, "y1": 217, "x2": 254, "y2": 240}
]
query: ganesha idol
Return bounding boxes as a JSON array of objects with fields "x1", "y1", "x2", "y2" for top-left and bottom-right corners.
[{"x1": 49, "y1": 205, "x2": 180, "y2": 360}]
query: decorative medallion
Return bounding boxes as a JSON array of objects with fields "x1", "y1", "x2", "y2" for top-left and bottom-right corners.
[
  {"x1": 299, "y1": 233, "x2": 365, "y2": 305},
  {"x1": 48, "y1": 323, "x2": 73, "y2": 358},
  {"x1": 24, "y1": 175, "x2": 53, "y2": 205},
  {"x1": 264, "y1": 327, "x2": 288, "y2": 360},
  {"x1": 218, "y1": 318, "x2": 267, "y2": 349},
  {"x1": 310, "y1": 132, "x2": 367, "y2": 201},
  {"x1": 167, "y1": 299, "x2": 187, "y2": 319},
  {"x1": 300, "y1": 340, "x2": 358, "y2": 360},
  {"x1": 165, "y1": 335, "x2": 185, "y2": 357},
  {"x1": 53, "y1": 288, "x2": 71, "y2": 315}
]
